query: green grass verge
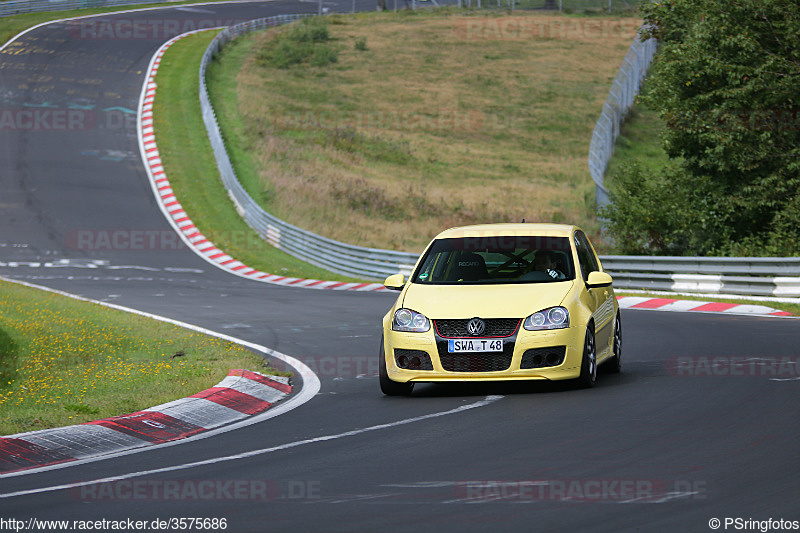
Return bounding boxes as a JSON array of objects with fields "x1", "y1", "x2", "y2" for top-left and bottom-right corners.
[
  {"x1": 0, "y1": 279, "x2": 283, "y2": 436},
  {"x1": 603, "y1": 103, "x2": 671, "y2": 182},
  {"x1": 616, "y1": 291, "x2": 799, "y2": 316},
  {"x1": 152, "y1": 31, "x2": 362, "y2": 282}
]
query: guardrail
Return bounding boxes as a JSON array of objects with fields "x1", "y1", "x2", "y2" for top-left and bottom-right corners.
[
  {"x1": 199, "y1": 15, "x2": 420, "y2": 280},
  {"x1": 198, "y1": 16, "x2": 800, "y2": 297},
  {"x1": 600, "y1": 257, "x2": 800, "y2": 298},
  {"x1": 587, "y1": 35, "x2": 657, "y2": 208}
]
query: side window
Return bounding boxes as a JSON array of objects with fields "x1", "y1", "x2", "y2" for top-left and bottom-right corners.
[{"x1": 574, "y1": 231, "x2": 599, "y2": 282}]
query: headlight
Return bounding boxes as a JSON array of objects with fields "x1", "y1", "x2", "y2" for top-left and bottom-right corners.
[
  {"x1": 392, "y1": 308, "x2": 431, "y2": 332},
  {"x1": 523, "y1": 307, "x2": 569, "y2": 331}
]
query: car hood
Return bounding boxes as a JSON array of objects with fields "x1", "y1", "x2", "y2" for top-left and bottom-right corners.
[{"x1": 401, "y1": 281, "x2": 574, "y2": 319}]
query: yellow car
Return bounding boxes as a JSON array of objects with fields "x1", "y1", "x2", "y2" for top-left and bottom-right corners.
[{"x1": 380, "y1": 223, "x2": 621, "y2": 395}]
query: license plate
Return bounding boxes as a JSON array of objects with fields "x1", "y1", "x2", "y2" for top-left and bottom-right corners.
[{"x1": 447, "y1": 339, "x2": 503, "y2": 353}]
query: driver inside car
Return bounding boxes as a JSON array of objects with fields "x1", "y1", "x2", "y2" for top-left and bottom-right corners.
[{"x1": 520, "y1": 250, "x2": 566, "y2": 281}]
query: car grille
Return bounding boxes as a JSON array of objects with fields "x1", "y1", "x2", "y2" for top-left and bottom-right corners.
[
  {"x1": 437, "y1": 342, "x2": 514, "y2": 372},
  {"x1": 520, "y1": 346, "x2": 566, "y2": 369},
  {"x1": 394, "y1": 349, "x2": 433, "y2": 371},
  {"x1": 434, "y1": 318, "x2": 521, "y2": 338}
]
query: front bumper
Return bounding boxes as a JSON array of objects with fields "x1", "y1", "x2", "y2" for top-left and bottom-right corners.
[{"x1": 384, "y1": 325, "x2": 584, "y2": 383}]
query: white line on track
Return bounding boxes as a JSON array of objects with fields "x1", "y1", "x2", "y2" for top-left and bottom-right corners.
[{"x1": 0, "y1": 395, "x2": 503, "y2": 498}]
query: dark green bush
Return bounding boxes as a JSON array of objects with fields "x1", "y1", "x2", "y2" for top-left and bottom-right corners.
[
  {"x1": 310, "y1": 45, "x2": 338, "y2": 67},
  {"x1": 259, "y1": 17, "x2": 336, "y2": 69},
  {"x1": 289, "y1": 17, "x2": 330, "y2": 43},
  {"x1": 270, "y1": 39, "x2": 313, "y2": 69},
  {"x1": 602, "y1": 0, "x2": 800, "y2": 257}
]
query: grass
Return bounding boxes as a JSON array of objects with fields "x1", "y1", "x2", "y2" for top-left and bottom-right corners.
[
  {"x1": 602, "y1": 102, "x2": 671, "y2": 181},
  {"x1": 152, "y1": 31, "x2": 362, "y2": 282},
  {"x1": 616, "y1": 291, "x2": 799, "y2": 317},
  {"x1": 208, "y1": 9, "x2": 641, "y2": 253},
  {"x1": 0, "y1": 279, "x2": 284, "y2": 436}
]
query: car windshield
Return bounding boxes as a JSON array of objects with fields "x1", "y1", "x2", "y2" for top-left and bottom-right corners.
[{"x1": 412, "y1": 235, "x2": 575, "y2": 285}]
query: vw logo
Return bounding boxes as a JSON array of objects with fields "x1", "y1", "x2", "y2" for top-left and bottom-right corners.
[{"x1": 467, "y1": 318, "x2": 486, "y2": 336}]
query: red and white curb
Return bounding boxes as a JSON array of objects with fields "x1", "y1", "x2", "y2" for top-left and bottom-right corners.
[
  {"x1": 0, "y1": 369, "x2": 290, "y2": 474},
  {"x1": 617, "y1": 296, "x2": 793, "y2": 317},
  {"x1": 138, "y1": 31, "x2": 386, "y2": 292}
]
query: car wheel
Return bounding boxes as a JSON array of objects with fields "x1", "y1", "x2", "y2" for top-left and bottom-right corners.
[
  {"x1": 379, "y1": 337, "x2": 414, "y2": 396},
  {"x1": 577, "y1": 327, "x2": 597, "y2": 388},
  {"x1": 607, "y1": 312, "x2": 622, "y2": 374}
]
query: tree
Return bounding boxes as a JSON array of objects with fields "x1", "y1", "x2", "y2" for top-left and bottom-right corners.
[{"x1": 603, "y1": 0, "x2": 800, "y2": 256}]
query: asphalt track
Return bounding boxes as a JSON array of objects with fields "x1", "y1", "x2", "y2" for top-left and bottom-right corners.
[{"x1": 1, "y1": 2, "x2": 799, "y2": 531}]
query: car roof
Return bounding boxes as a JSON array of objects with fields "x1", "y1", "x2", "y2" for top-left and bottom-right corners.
[{"x1": 433, "y1": 223, "x2": 579, "y2": 240}]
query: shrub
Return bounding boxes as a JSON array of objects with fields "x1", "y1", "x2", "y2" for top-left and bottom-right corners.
[
  {"x1": 625, "y1": 0, "x2": 800, "y2": 257},
  {"x1": 289, "y1": 17, "x2": 330, "y2": 43},
  {"x1": 260, "y1": 17, "x2": 336, "y2": 69},
  {"x1": 310, "y1": 45, "x2": 338, "y2": 67},
  {"x1": 270, "y1": 39, "x2": 313, "y2": 69}
]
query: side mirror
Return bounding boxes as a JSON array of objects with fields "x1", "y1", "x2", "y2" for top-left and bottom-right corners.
[
  {"x1": 586, "y1": 271, "x2": 613, "y2": 289},
  {"x1": 384, "y1": 273, "x2": 406, "y2": 291}
]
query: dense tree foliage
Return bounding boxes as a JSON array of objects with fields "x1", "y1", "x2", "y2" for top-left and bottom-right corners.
[{"x1": 602, "y1": 0, "x2": 800, "y2": 256}]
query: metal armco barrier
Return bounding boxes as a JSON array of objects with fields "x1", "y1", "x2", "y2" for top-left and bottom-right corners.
[
  {"x1": 198, "y1": 16, "x2": 800, "y2": 296},
  {"x1": 600, "y1": 257, "x2": 800, "y2": 298}
]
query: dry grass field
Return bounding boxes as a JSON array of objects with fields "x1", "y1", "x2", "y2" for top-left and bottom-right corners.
[{"x1": 208, "y1": 10, "x2": 640, "y2": 253}]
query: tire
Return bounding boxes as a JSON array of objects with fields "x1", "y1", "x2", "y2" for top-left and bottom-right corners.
[
  {"x1": 607, "y1": 312, "x2": 622, "y2": 374},
  {"x1": 576, "y1": 327, "x2": 597, "y2": 389},
  {"x1": 379, "y1": 336, "x2": 414, "y2": 396}
]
